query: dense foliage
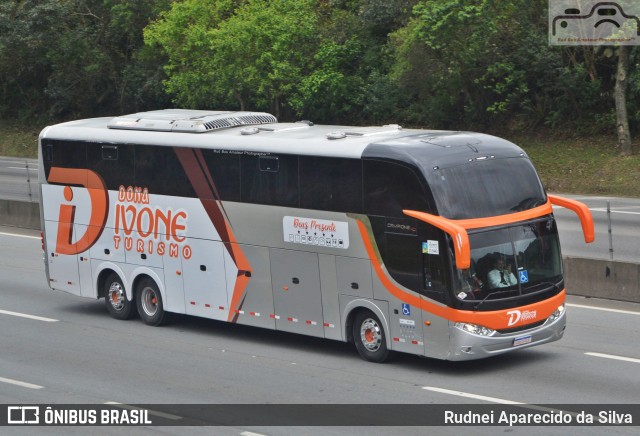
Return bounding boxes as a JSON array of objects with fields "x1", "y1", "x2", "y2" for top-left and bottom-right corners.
[{"x1": 1, "y1": 0, "x2": 638, "y2": 138}]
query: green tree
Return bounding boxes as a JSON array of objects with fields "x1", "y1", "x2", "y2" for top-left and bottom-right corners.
[
  {"x1": 146, "y1": 0, "x2": 318, "y2": 118},
  {"x1": 389, "y1": 0, "x2": 610, "y2": 131},
  {"x1": 0, "y1": 1, "x2": 69, "y2": 117},
  {"x1": 46, "y1": 0, "x2": 173, "y2": 117},
  {"x1": 0, "y1": 0, "x2": 172, "y2": 119}
]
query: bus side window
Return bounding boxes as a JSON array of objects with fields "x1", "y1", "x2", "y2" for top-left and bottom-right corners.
[
  {"x1": 241, "y1": 154, "x2": 298, "y2": 207},
  {"x1": 364, "y1": 160, "x2": 431, "y2": 217},
  {"x1": 88, "y1": 144, "x2": 135, "y2": 190},
  {"x1": 423, "y1": 252, "x2": 446, "y2": 303},
  {"x1": 102, "y1": 145, "x2": 118, "y2": 160},
  {"x1": 135, "y1": 146, "x2": 196, "y2": 198},
  {"x1": 384, "y1": 233, "x2": 422, "y2": 293},
  {"x1": 201, "y1": 150, "x2": 240, "y2": 201},
  {"x1": 43, "y1": 144, "x2": 53, "y2": 163},
  {"x1": 299, "y1": 157, "x2": 362, "y2": 213},
  {"x1": 42, "y1": 139, "x2": 87, "y2": 181}
]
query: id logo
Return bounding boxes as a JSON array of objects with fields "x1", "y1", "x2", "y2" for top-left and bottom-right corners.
[
  {"x1": 507, "y1": 309, "x2": 538, "y2": 327},
  {"x1": 48, "y1": 167, "x2": 109, "y2": 255},
  {"x1": 7, "y1": 406, "x2": 40, "y2": 424}
]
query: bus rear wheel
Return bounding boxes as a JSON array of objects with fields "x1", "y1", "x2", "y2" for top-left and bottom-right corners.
[
  {"x1": 104, "y1": 273, "x2": 136, "y2": 320},
  {"x1": 136, "y1": 278, "x2": 171, "y2": 326},
  {"x1": 353, "y1": 310, "x2": 390, "y2": 363}
]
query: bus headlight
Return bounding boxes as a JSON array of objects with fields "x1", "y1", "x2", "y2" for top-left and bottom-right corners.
[
  {"x1": 548, "y1": 304, "x2": 565, "y2": 322},
  {"x1": 454, "y1": 322, "x2": 495, "y2": 336}
]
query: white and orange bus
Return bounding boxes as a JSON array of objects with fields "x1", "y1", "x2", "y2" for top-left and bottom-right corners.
[{"x1": 39, "y1": 109, "x2": 594, "y2": 362}]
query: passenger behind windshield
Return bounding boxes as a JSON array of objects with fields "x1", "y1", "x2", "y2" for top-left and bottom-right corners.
[{"x1": 487, "y1": 257, "x2": 518, "y2": 288}]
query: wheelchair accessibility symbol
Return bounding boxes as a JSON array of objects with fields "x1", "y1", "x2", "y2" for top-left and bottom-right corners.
[
  {"x1": 519, "y1": 270, "x2": 529, "y2": 284},
  {"x1": 402, "y1": 303, "x2": 411, "y2": 316}
]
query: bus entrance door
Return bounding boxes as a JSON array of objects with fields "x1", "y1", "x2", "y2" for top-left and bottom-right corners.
[{"x1": 270, "y1": 249, "x2": 324, "y2": 338}]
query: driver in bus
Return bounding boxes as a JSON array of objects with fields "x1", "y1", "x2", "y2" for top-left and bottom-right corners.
[{"x1": 487, "y1": 257, "x2": 518, "y2": 288}]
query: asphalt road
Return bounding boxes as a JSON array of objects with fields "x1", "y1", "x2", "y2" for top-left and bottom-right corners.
[{"x1": 0, "y1": 228, "x2": 638, "y2": 435}]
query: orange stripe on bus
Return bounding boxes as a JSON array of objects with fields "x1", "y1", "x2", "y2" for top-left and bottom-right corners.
[{"x1": 355, "y1": 219, "x2": 565, "y2": 330}]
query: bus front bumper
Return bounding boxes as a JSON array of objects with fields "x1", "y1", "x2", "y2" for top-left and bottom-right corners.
[{"x1": 447, "y1": 311, "x2": 566, "y2": 361}]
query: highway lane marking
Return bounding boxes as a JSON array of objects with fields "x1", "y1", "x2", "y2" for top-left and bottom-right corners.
[
  {"x1": 0, "y1": 231, "x2": 40, "y2": 240},
  {"x1": 0, "y1": 376, "x2": 44, "y2": 390},
  {"x1": 422, "y1": 386, "x2": 524, "y2": 405},
  {"x1": 585, "y1": 352, "x2": 640, "y2": 364},
  {"x1": 421, "y1": 387, "x2": 582, "y2": 417},
  {"x1": 566, "y1": 303, "x2": 640, "y2": 316},
  {"x1": 104, "y1": 402, "x2": 182, "y2": 421},
  {"x1": 0, "y1": 309, "x2": 59, "y2": 323},
  {"x1": 241, "y1": 432, "x2": 267, "y2": 436}
]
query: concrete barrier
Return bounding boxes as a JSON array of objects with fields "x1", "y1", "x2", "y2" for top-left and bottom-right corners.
[
  {"x1": 0, "y1": 199, "x2": 40, "y2": 230},
  {"x1": 0, "y1": 199, "x2": 638, "y2": 304},
  {"x1": 564, "y1": 256, "x2": 640, "y2": 304}
]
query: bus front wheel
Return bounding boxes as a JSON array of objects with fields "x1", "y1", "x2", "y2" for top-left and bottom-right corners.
[
  {"x1": 353, "y1": 310, "x2": 390, "y2": 363},
  {"x1": 136, "y1": 278, "x2": 171, "y2": 326},
  {"x1": 104, "y1": 273, "x2": 136, "y2": 320}
]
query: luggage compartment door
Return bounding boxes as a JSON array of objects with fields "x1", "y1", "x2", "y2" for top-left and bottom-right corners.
[{"x1": 270, "y1": 249, "x2": 324, "y2": 338}]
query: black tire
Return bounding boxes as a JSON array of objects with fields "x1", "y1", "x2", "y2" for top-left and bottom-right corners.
[
  {"x1": 352, "y1": 310, "x2": 390, "y2": 363},
  {"x1": 104, "y1": 273, "x2": 137, "y2": 320},
  {"x1": 136, "y1": 278, "x2": 171, "y2": 326}
]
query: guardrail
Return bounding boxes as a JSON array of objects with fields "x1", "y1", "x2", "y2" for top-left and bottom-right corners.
[
  {"x1": 564, "y1": 257, "x2": 640, "y2": 303},
  {"x1": 0, "y1": 157, "x2": 39, "y2": 203}
]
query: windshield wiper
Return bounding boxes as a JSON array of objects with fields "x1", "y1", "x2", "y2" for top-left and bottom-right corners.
[
  {"x1": 473, "y1": 289, "x2": 518, "y2": 310},
  {"x1": 510, "y1": 197, "x2": 545, "y2": 212},
  {"x1": 526, "y1": 281, "x2": 561, "y2": 294}
]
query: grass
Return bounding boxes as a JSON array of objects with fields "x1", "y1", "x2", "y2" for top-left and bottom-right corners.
[
  {"x1": 509, "y1": 134, "x2": 640, "y2": 197},
  {"x1": 0, "y1": 120, "x2": 40, "y2": 158},
  {"x1": 2, "y1": 118, "x2": 639, "y2": 197}
]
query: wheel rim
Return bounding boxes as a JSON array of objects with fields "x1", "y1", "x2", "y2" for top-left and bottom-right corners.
[
  {"x1": 140, "y1": 286, "x2": 159, "y2": 317},
  {"x1": 360, "y1": 318, "x2": 382, "y2": 352},
  {"x1": 108, "y1": 282, "x2": 125, "y2": 311}
]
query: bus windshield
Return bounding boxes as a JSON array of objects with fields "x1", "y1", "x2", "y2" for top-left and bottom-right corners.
[
  {"x1": 452, "y1": 218, "x2": 563, "y2": 306},
  {"x1": 425, "y1": 157, "x2": 547, "y2": 219}
]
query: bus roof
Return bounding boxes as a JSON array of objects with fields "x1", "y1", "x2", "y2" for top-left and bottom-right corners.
[{"x1": 41, "y1": 109, "x2": 527, "y2": 165}]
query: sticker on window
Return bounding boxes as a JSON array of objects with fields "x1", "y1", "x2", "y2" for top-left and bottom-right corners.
[{"x1": 422, "y1": 240, "x2": 439, "y2": 255}]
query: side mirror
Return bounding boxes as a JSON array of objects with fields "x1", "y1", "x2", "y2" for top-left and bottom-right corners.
[
  {"x1": 548, "y1": 195, "x2": 595, "y2": 243},
  {"x1": 403, "y1": 210, "x2": 471, "y2": 269}
]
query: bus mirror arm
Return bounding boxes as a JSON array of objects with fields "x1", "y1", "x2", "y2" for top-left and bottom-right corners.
[
  {"x1": 403, "y1": 210, "x2": 471, "y2": 270},
  {"x1": 547, "y1": 195, "x2": 595, "y2": 243}
]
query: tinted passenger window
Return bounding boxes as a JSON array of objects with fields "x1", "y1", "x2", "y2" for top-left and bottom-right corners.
[
  {"x1": 300, "y1": 157, "x2": 362, "y2": 213},
  {"x1": 385, "y1": 233, "x2": 422, "y2": 292},
  {"x1": 364, "y1": 160, "x2": 430, "y2": 217},
  {"x1": 201, "y1": 150, "x2": 241, "y2": 201},
  {"x1": 87, "y1": 144, "x2": 135, "y2": 190},
  {"x1": 135, "y1": 145, "x2": 196, "y2": 197},
  {"x1": 241, "y1": 154, "x2": 298, "y2": 207},
  {"x1": 42, "y1": 139, "x2": 87, "y2": 181}
]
